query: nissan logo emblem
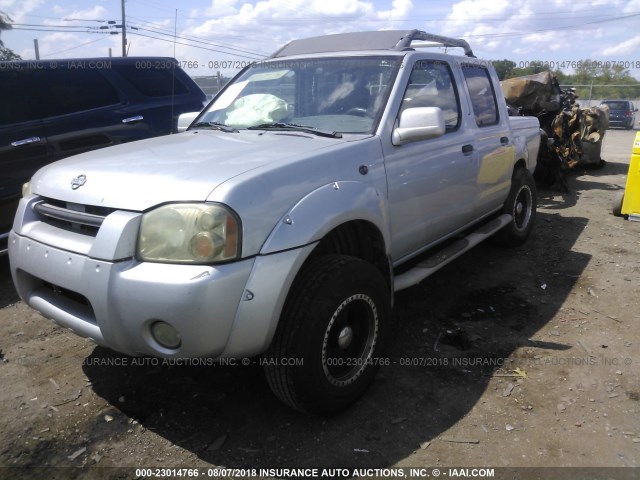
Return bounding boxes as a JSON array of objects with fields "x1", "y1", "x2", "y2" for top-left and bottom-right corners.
[{"x1": 71, "y1": 174, "x2": 87, "y2": 190}]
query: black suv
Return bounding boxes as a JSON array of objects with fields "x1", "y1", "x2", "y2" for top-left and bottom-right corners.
[
  {"x1": 600, "y1": 100, "x2": 637, "y2": 130},
  {"x1": 0, "y1": 57, "x2": 206, "y2": 253}
]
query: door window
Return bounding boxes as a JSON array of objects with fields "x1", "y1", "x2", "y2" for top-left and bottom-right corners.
[
  {"x1": 116, "y1": 65, "x2": 190, "y2": 97},
  {"x1": 0, "y1": 70, "x2": 38, "y2": 125},
  {"x1": 399, "y1": 60, "x2": 460, "y2": 132},
  {"x1": 34, "y1": 68, "x2": 121, "y2": 118},
  {"x1": 461, "y1": 64, "x2": 499, "y2": 127}
]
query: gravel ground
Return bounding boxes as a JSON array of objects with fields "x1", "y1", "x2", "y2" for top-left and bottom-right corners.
[{"x1": 0, "y1": 128, "x2": 639, "y2": 480}]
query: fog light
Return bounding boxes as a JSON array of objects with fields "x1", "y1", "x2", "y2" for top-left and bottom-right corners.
[{"x1": 151, "y1": 321, "x2": 181, "y2": 349}]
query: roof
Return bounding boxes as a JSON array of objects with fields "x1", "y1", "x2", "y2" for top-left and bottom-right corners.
[
  {"x1": 270, "y1": 30, "x2": 475, "y2": 58},
  {"x1": 0, "y1": 57, "x2": 177, "y2": 66}
]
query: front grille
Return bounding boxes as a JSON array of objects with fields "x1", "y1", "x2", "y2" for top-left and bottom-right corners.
[
  {"x1": 42, "y1": 281, "x2": 96, "y2": 324},
  {"x1": 33, "y1": 198, "x2": 115, "y2": 236}
]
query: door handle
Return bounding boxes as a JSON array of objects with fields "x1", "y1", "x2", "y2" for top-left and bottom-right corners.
[
  {"x1": 500, "y1": 136, "x2": 509, "y2": 145},
  {"x1": 462, "y1": 144, "x2": 474, "y2": 155},
  {"x1": 122, "y1": 115, "x2": 144, "y2": 124},
  {"x1": 11, "y1": 136, "x2": 41, "y2": 147}
]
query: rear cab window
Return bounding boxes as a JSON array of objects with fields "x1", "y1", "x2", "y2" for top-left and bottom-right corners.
[
  {"x1": 602, "y1": 101, "x2": 630, "y2": 110},
  {"x1": 461, "y1": 64, "x2": 499, "y2": 127}
]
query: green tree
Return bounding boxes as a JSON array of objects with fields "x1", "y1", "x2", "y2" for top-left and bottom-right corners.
[
  {"x1": 495, "y1": 57, "x2": 640, "y2": 100},
  {"x1": 511, "y1": 60, "x2": 546, "y2": 77},
  {"x1": 0, "y1": 11, "x2": 21, "y2": 60},
  {"x1": 562, "y1": 59, "x2": 640, "y2": 99},
  {"x1": 492, "y1": 59, "x2": 516, "y2": 80}
]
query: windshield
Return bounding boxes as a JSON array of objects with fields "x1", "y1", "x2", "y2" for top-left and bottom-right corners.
[
  {"x1": 602, "y1": 101, "x2": 629, "y2": 110},
  {"x1": 195, "y1": 56, "x2": 401, "y2": 134}
]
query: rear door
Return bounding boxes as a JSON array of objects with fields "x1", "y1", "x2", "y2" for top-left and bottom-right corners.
[
  {"x1": 459, "y1": 63, "x2": 514, "y2": 216},
  {"x1": 108, "y1": 62, "x2": 207, "y2": 134},
  {"x1": 0, "y1": 67, "x2": 48, "y2": 235},
  {"x1": 36, "y1": 65, "x2": 153, "y2": 162}
]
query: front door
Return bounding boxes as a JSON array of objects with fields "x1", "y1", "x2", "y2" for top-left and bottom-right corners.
[{"x1": 384, "y1": 59, "x2": 478, "y2": 263}]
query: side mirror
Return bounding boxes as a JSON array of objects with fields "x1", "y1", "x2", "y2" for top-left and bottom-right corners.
[
  {"x1": 177, "y1": 112, "x2": 200, "y2": 133},
  {"x1": 392, "y1": 107, "x2": 445, "y2": 146}
]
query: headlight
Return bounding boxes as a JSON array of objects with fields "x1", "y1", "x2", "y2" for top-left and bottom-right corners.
[{"x1": 137, "y1": 203, "x2": 241, "y2": 264}]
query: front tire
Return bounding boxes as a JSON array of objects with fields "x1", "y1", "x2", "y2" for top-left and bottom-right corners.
[
  {"x1": 494, "y1": 167, "x2": 537, "y2": 247},
  {"x1": 264, "y1": 255, "x2": 390, "y2": 414}
]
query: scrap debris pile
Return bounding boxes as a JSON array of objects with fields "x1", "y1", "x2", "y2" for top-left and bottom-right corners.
[{"x1": 501, "y1": 71, "x2": 609, "y2": 192}]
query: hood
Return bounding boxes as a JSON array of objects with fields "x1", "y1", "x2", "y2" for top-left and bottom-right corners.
[{"x1": 31, "y1": 130, "x2": 346, "y2": 211}]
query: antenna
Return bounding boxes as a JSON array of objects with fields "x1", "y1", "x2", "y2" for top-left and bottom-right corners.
[
  {"x1": 171, "y1": 8, "x2": 178, "y2": 133},
  {"x1": 173, "y1": 9, "x2": 178, "y2": 59},
  {"x1": 121, "y1": 0, "x2": 127, "y2": 56}
]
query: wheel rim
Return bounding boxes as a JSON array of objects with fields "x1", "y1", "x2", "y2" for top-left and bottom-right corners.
[
  {"x1": 322, "y1": 293, "x2": 378, "y2": 387},
  {"x1": 513, "y1": 185, "x2": 533, "y2": 232}
]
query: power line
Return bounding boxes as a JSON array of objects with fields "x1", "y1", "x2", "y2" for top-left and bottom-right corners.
[
  {"x1": 11, "y1": 27, "x2": 112, "y2": 33},
  {"x1": 12, "y1": 23, "x2": 95, "y2": 29},
  {"x1": 128, "y1": 30, "x2": 264, "y2": 59},
  {"x1": 41, "y1": 35, "x2": 111, "y2": 57},
  {"x1": 462, "y1": 12, "x2": 640, "y2": 39},
  {"x1": 127, "y1": 20, "x2": 267, "y2": 57}
]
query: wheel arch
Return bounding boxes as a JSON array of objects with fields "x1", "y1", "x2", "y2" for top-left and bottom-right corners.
[
  {"x1": 309, "y1": 220, "x2": 392, "y2": 291},
  {"x1": 260, "y1": 180, "x2": 393, "y2": 289},
  {"x1": 514, "y1": 158, "x2": 527, "y2": 172}
]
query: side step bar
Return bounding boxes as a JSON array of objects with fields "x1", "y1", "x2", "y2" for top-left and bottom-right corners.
[{"x1": 393, "y1": 214, "x2": 512, "y2": 292}]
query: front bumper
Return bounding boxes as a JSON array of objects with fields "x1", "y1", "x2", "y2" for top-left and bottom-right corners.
[
  {"x1": 9, "y1": 230, "x2": 255, "y2": 358},
  {"x1": 9, "y1": 195, "x2": 316, "y2": 359},
  {"x1": 608, "y1": 117, "x2": 631, "y2": 128}
]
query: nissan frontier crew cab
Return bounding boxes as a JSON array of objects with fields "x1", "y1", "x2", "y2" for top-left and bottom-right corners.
[{"x1": 9, "y1": 30, "x2": 541, "y2": 413}]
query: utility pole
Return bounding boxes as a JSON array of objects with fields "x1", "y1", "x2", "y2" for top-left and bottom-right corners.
[
  {"x1": 33, "y1": 39, "x2": 40, "y2": 60},
  {"x1": 121, "y1": 0, "x2": 127, "y2": 57}
]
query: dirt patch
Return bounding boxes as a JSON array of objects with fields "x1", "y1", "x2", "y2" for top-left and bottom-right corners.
[{"x1": 1, "y1": 130, "x2": 639, "y2": 478}]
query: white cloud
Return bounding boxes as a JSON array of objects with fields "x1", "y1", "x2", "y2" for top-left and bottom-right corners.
[
  {"x1": 64, "y1": 5, "x2": 107, "y2": 21},
  {"x1": 601, "y1": 34, "x2": 640, "y2": 55},
  {"x1": 623, "y1": 0, "x2": 640, "y2": 13},
  {"x1": 188, "y1": 0, "x2": 413, "y2": 58},
  {"x1": 437, "y1": 0, "x2": 638, "y2": 66},
  {"x1": 376, "y1": 0, "x2": 413, "y2": 23},
  {"x1": 522, "y1": 31, "x2": 565, "y2": 51},
  {"x1": 5, "y1": 0, "x2": 639, "y2": 80},
  {"x1": 0, "y1": 0, "x2": 45, "y2": 23},
  {"x1": 203, "y1": 0, "x2": 241, "y2": 17},
  {"x1": 43, "y1": 6, "x2": 107, "y2": 25}
]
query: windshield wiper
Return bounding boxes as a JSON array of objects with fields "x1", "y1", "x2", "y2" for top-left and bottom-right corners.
[
  {"x1": 190, "y1": 121, "x2": 238, "y2": 133},
  {"x1": 248, "y1": 122, "x2": 342, "y2": 139}
]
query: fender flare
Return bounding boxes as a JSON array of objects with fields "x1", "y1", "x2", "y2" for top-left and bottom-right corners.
[{"x1": 260, "y1": 180, "x2": 390, "y2": 255}]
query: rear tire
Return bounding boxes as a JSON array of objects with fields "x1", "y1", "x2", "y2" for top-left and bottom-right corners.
[
  {"x1": 494, "y1": 167, "x2": 537, "y2": 247},
  {"x1": 264, "y1": 254, "x2": 390, "y2": 414}
]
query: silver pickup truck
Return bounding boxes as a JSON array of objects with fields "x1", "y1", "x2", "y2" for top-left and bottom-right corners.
[{"x1": 9, "y1": 30, "x2": 540, "y2": 413}]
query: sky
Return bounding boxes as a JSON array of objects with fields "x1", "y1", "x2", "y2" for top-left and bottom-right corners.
[{"x1": 1, "y1": 0, "x2": 640, "y2": 79}]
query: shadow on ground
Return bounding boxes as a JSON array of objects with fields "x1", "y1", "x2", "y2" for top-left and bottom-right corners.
[
  {"x1": 78, "y1": 211, "x2": 590, "y2": 469},
  {"x1": 537, "y1": 159, "x2": 627, "y2": 211},
  {"x1": 0, "y1": 256, "x2": 19, "y2": 309}
]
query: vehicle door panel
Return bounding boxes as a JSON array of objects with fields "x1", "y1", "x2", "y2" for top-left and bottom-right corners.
[
  {"x1": 459, "y1": 63, "x2": 513, "y2": 216},
  {"x1": 384, "y1": 59, "x2": 478, "y2": 262},
  {"x1": 35, "y1": 67, "x2": 151, "y2": 162},
  {"x1": 0, "y1": 68, "x2": 48, "y2": 234}
]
